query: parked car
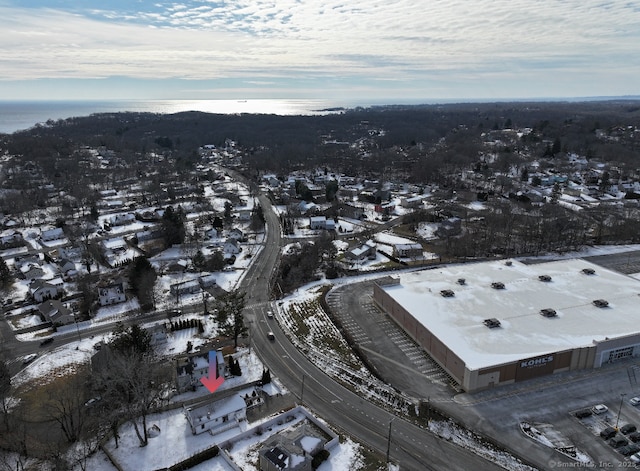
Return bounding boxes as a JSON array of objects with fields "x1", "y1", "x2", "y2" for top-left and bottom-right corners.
[
  {"x1": 631, "y1": 451, "x2": 640, "y2": 464},
  {"x1": 609, "y1": 436, "x2": 629, "y2": 448},
  {"x1": 630, "y1": 396, "x2": 640, "y2": 406},
  {"x1": 84, "y1": 396, "x2": 102, "y2": 407},
  {"x1": 628, "y1": 431, "x2": 640, "y2": 443},
  {"x1": 39, "y1": 337, "x2": 54, "y2": 346},
  {"x1": 592, "y1": 404, "x2": 609, "y2": 415},
  {"x1": 621, "y1": 424, "x2": 637, "y2": 435},
  {"x1": 22, "y1": 353, "x2": 37, "y2": 365},
  {"x1": 575, "y1": 409, "x2": 592, "y2": 419},
  {"x1": 600, "y1": 427, "x2": 617, "y2": 440},
  {"x1": 618, "y1": 443, "x2": 640, "y2": 456}
]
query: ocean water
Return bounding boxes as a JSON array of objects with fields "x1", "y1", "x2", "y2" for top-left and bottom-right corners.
[{"x1": 0, "y1": 99, "x2": 358, "y2": 134}]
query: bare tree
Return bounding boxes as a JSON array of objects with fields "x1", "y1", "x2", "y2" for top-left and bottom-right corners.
[
  {"x1": 212, "y1": 290, "x2": 248, "y2": 348},
  {"x1": 94, "y1": 350, "x2": 171, "y2": 447}
]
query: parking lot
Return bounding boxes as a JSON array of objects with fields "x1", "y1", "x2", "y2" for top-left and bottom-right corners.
[{"x1": 327, "y1": 275, "x2": 640, "y2": 469}]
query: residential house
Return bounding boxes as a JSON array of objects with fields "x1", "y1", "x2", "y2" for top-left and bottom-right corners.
[
  {"x1": 148, "y1": 324, "x2": 168, "y2": 346},
  {"x1": 309, "y1": 216, "x2": 336, "y2": 231},
  {"x1": 109, "y1": 213, "x2": 136, "y2": 226},
  {"x1": 199, "y1": 274, "x2": 217, "y2": 289},
  {"x1": 236, "y1": 209, "x2": 251, "y2": 221},
  {"x1": 184, "y1": 394, "x2": 246, "y2": 435},
  {"x1": 435, "y1": 218, "x2": 462, "y2": 238},
  {"x1": 345, "y1": 241, "x2": 377, "y2": 262},
  {"x1": 374, "y1": 202, "x2": 395, "y2": 215},
  {"x1": 175, "y1": 350, "x2": 225, "y2": 392},
  {"x1": 38, "y1": 299, "x2": 74, "y2": 325},
  {"x1": 57, "y1": 258, "x2": 77, "y2": 278},
  {"x1": 98, "y1": 282, "x2": 126, "y2": 306},
  {"x1": 258, "y1": 422, "x2": 329, "y2": 471},
  {"x1": 170, "y1": 279, "x2": 201, "y2": 297},
  {"x1": 400, "y1": 195, "x2": 426, "y2": 208},
  {"x1": 339, "y1": 203, "x2": 365, "y2": 220},
  {"x1": 0, "y1": 231, "x2": 23, "y2": 248},
  {"x1": 135, "y1": 209, "x2": 163, "y2": 222},
  {"x1": 205, "y1": 228, "x2": 219, "y2": 239},
  {"x1": 393, "y1": 243, "x2": 423, "y2": 259},
  {"x1": 224, "y1": 238, "x2": 241, "y2": 256},
  {"x1": 41, "y1": 227, "x2": 65, "y2": 242},
  {"x1": 20, "y1": 263, "x2": 44, "y2": 281},
  {"x1": 228, "y1": 228, "x2": 245, "y2": 242},
  {"x1": 29, "y1": 279, "x2": 60, "y2": 303}
]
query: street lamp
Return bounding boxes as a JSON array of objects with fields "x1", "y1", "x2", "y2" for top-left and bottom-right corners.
[
  {"x1": 616, "y1": 393, "x2": 627, "y2": 430},
  {"x1": 386, "y1": 417, "x2": 395, "y2": 465}
]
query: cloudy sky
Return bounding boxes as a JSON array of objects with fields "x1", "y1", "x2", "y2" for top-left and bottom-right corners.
[{"x1": 1, "y1": 0, "x2": 639, "y2": 102}]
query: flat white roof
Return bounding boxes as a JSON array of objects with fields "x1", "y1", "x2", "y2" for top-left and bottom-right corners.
[{"x1": 381, "y1": 259, "x2": 640, "y2": 370}]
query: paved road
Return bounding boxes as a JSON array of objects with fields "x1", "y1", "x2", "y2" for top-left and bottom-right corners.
[{"x1": 229, "y1": 176, "x2": 504, "y2": 470}]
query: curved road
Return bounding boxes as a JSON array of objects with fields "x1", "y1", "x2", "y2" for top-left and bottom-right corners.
[{"x1": 237, "y1": 185, "x2": 504, "y2": 470}]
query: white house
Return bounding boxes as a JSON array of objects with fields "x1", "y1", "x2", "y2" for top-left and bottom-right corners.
[
  {"x1": 184, "y1": 394, "x2": 246, "y2": 435},
  {"x1": 345, "y1": 241, "x2": 377, "y2": 262},
  {"x1": 98, "y1": 282, "x2": 126, "y2": 306},
  {"x1": 170, "y1": 279, "x2": 201, "y2": 297},
  {"x1": 309, "y1": 216, "x2": 336, "y2": 231}
]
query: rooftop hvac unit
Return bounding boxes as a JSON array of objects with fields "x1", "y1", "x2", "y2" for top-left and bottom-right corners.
[
  {"x1": 538, "y1": 275, "x2": 552, "y2": 282},
  {"x1": 491, "y1": 282, "x2": 505, "y2": 290},
  {"x1": 505, "y1": 261, "x2": 513, "y2": 266},
  {"x1": 593, "y1": 299, "x2": 609, "y2": 308},
  {"x1": 457, "y1": 278, "x2": 466, "y2": 285},
  {"x1": 582, "y1": 268, "x2": 596, "y2": 275},
  {"x1": 540, "y1": 308, "x2": 557, "y2": 318},
  {"x1": 483, "y1": 318, "x2": 501, "y2": 328},
  {"x1": 440, "y1": 289, "x2": 455, "y2": 297}
]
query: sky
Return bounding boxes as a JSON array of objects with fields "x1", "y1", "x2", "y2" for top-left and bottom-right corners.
[{"x1": 1, "y1": 0, "x2": 639, "y2": 102}]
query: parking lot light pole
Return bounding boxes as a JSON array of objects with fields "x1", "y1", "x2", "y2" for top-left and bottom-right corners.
[
  {"x1": 616, "y1": 393, "x2": 627, "y2": 430},
  {"x1": 386, "y1": 417, "x2": 395, "y2": 465}
]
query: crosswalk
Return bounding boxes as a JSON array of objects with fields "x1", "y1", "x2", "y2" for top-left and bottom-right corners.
[{"x1": 326, "y1": 287, "x2": 451, "y2": 387}]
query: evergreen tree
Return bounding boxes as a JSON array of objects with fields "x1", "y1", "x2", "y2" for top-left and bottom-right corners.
[
  {"x1": 128, "y1": 256, "x2": 157, "y2": 311},
  {"x1": 110, "y1": 322, "x2": 152, "y2": 356},
  {"x1": 161, "y1": 205, "x2": 186, "y2": 246},
  {"x1": 0, "y1": 257, "x2": 13, "y2": 289}
]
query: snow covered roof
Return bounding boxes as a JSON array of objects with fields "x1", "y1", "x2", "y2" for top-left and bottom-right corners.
[{"x1": 380, "y1": 259, "x2": 640, "y2": 370}]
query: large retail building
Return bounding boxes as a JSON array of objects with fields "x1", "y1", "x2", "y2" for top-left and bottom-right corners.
[{"x1": 373, "y1": 258, "x2": 640, "y2": 392}]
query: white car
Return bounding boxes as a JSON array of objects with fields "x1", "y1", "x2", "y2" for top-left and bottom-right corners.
[
  {"x1": 267, "y1": 310, "x2": 274, "y2": 319},
  {"x1": 22, "y1": 353, "x2": 37, "y2": 365},
  {"x1": 630, "y1": 396, "x2": 640, "y2": 406},
  {"x1": 592, "y1": 404, "x2": 609, "y2": 414}
]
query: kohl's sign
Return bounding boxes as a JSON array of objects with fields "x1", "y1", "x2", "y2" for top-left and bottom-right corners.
[{"x1": 520, "y1": 355, "x2": 554, "y2": 369}]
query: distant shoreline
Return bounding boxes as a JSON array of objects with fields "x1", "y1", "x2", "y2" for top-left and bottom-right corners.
[{"x1": 1, "y1": 96, "x2": 639, "y2": 135}]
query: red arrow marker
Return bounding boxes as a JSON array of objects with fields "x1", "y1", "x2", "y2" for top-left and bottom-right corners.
[{"x1": 200, "y1": 351, "x2": 225, "y2": 393}]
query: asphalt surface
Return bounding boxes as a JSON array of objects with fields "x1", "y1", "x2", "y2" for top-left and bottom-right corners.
[{"x1": 323, "y1": 251, "x2": 640, "y2": 470}]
